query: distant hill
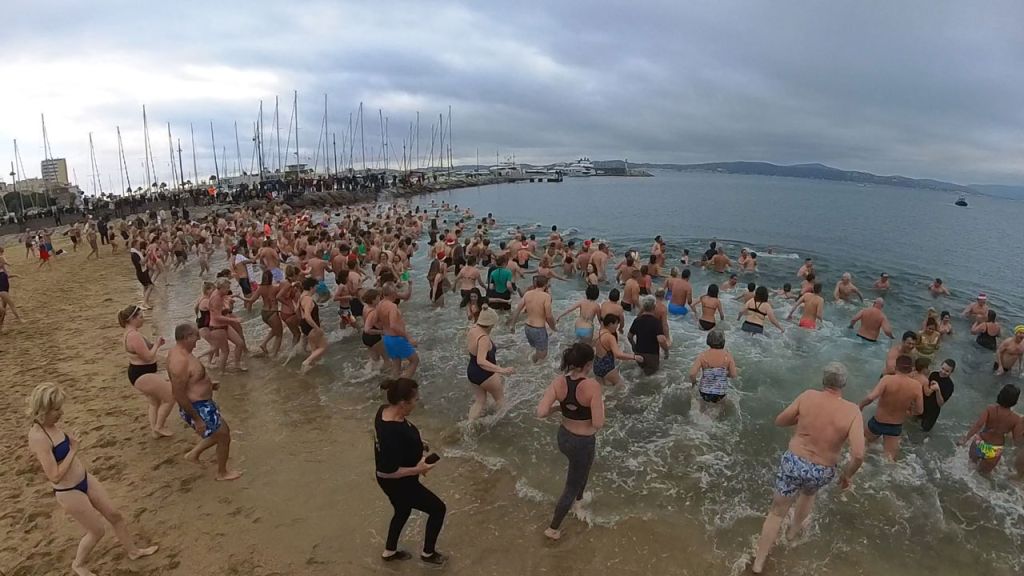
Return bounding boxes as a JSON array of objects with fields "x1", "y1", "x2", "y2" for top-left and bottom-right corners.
[
  {"x1": 968, "y1": 184, "x2": 1024, "y2": 199},
  {"x1": 591, "y1": 160, "x2": 975, "y2": 192}
]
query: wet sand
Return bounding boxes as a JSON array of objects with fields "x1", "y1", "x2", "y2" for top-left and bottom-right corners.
[{"x1": 0, "y1": 237, "x2": 725, "y2": 576}]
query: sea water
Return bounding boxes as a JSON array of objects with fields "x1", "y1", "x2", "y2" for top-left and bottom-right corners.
[{"x1": 165, "y1": 171, "x2": 1024, "y2": 575}]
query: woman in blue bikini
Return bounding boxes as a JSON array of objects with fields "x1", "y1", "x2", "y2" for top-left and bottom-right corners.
[
  {"x1": 27, "y1": 383, "x2": 158, "y2": 576},
  {"x1": 593, "y1": 314, "x2": 643, "y2": 387},
  {"x1": 556, "y1": 285, "x2": 602, "y2": 344}
]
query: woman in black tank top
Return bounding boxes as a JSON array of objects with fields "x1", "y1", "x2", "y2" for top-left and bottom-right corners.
[{"x1": 535, "y1": 343, "x2": 605, "y2": 541}]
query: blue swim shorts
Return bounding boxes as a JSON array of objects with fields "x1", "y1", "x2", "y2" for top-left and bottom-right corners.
[
  {"x1": 774, "y1": 450, "x2": 837, "y2": 497},
  {"x1": 179, "y1": 399, "x2": 223, "y2": 439},
  {"x1": 383, "y1": 335, "x2": 416, "y2": 360}
]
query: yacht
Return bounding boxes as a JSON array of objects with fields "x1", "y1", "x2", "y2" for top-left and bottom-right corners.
[
  {"x1": 955, "y1": 195, "x2": 968, "y2": 207},
  {"x1": 564, "y1": 157, "x2": 596, "y2": 177}
]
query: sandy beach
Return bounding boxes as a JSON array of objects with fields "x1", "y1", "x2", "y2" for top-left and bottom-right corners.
[{"x1": 1, "y1": 235, "x2": 729, "y2": 576}]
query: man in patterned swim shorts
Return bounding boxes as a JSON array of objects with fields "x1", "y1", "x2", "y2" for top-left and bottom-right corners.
[{"x1": 751, "y1": 362, "x2": 866, "y2": 574}]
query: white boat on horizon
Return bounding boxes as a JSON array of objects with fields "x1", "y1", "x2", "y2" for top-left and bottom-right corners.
[{"x1": 563, "y1": 157, "x2": 596, "y2": 177}]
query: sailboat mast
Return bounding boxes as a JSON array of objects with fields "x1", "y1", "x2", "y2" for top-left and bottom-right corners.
[
  {"x1": 117, "y1": 126, "x2": 131, "y2": 194},
  {"x1": 142, "y1": 106, "x2": 152, "y2": 190},
  {"x1": 447, "y1": 105, "x2": 453, "y2": 174},
  {"x1": 210, "y1": 122, "x2": 220, "y2": 184},
  {"x1": 359, "y1": 102, "x2": 366, "y2": 172},
  {"x1": 167, "y1": 123, "x2": 178, "y2": 188},
  {"x1": 416, "y1": 111, "x2": 420, "y2": 170},
  {"x1": 293, "y1": 90, "x2": 299, "y2": 166},
  {"x1": 177, "y1": 139, "x2": 185, "y2": 189},
  {"x1": 324, "y1": 94, "x2": 329, "y2": 176},
  {"x1": 190, "y1": 123, "x2": 198, "y2": 185},
  {"x1": 234, "y1": 121, "x2": 242, "y2": 176},
  {"x1": 333, "y1": 133, "x2": 338, "y2": 176},
  {"x1": 276, "y1": 93, "x2": 284, "y2": 170},
  {"x1": 88, "y1": 133, "x2": 99, "y2": 195}
]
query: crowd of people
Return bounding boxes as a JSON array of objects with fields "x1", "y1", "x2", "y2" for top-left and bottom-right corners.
[{"x1": 16, "y1": 196, "x2": 1024, "y2": 574}]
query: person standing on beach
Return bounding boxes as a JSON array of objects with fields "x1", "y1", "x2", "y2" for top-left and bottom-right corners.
[
  {"x1": 0, "y1": 246, "x2": 22, "y2": 328},
  {"x1": 510, "y1": 275, "x2": 556, "y2": 363},
  {"x1": 374, "y1": 378, "x2": 447, "y2": 565},
  {"x1": 536, "y1": 343, "x2": 604, "y2": 541},
  {"x1": 859, "y1": 355, "x2": 923, "y2": 461},
  {"x1": 118, "y1": 304, "x2": 175, "y2": 437},
  {"x1": 379, "y1": 282, "x2": 419, "y2": 377},
  {"x1": 168, "y1": 322, "x2": 241, "y2": 481},
  {"x1": 848, "y1": 298, "x2": 894, "y2": 342},
  {"x1": 751, "y1": 363, "x2": 864, "y2": 574},
  {"x1": 27, "y1": 383, "x2": 159, "y2": 576}
]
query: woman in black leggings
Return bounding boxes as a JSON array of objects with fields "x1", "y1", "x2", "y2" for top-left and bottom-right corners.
[
  {"x1": 374, "y1": 378, "x2": 447, "y2": 565},
  {"x1": 536, "y1": 343, "x2": 606, "y2": 540}
]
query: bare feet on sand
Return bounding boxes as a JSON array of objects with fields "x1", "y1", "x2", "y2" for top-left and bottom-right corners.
[
  {"x1": 216, "y1": 470, "x2": 243, "y2": 481},
  {"x1": 151, "y1": 428, "x2": 174, "y2": 438},
  {"x1": 543, "y1": 528, "x2": 561, "y2": 541},
  {"x1": 128, "y1": 545, "x2": 159, "y2": 560},
  {"x1": 72, "y1": 562, "x2": 97, "y2": 576}
]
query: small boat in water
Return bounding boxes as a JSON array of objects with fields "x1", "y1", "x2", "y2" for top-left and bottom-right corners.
[{"x1": 955, "y1": 195, "x2": 968, "y2": 207}]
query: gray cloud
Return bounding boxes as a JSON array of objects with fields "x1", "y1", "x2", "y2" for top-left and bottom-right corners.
[{"x1": 3, "y1": 0, "x2": 1023, "y2": 191}]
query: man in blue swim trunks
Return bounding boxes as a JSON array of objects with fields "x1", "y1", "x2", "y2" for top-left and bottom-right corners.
[
  {"x1": 752, "y1": 362, "x2": 864, "y2": 574},
  {"x1": 168, "y1": 322, "x2": 241, "y2": 481},
  {"x1": 664, "y1": 268, "x2": 693, "y2": 316},
  {"x1": 510, "y1": 275, "x2": 556, "y2": 363},
  {"x1": 378, "y1": 282, "x2": 420, "y2": 377},
  {"x1": 858, "y1": 354, "x2": 923, "y2": 461}
]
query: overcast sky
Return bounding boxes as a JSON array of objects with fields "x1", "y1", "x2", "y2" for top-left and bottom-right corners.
[{"x1": 3, "y1": 0, "x2": 1022, "y2": 191}]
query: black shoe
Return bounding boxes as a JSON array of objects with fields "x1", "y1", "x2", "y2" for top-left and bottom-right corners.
[
  {"x1": 382, "y1": 550, "x2": 412, "y2": 562},
  {"x1": 420, "y1": 552, "x2": 447, "y2": 566}
]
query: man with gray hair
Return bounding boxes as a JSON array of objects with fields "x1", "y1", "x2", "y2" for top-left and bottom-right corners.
[
  {"x1": 168, "y1": 322, "x2": 241, "y2": 481},
  {"x1": 751, "y1": 362, "x2": 864, "y2": 574},
  {"x1": 627, "y1": 295, "x2": 669, "y2": 375}
]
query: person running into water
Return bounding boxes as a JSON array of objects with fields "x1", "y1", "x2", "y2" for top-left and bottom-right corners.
[
  {"x1": 971, "y1": 310, "x2": 1001, "y2": 351},
  {"x1": 883, "y1": 331, "x2": 917, "y2": 375},
  {"x1": 994, "y1": 326, "x2": 1024, "y2": 376},
  {"x1": 360, "y1": 289, "x2": 386, "y2": 369},
  {"x1": 751, "y1": 363, "x2": 864, "y2": 574},
  {"x1": 920, "y1": 359, "x2": 956, "y2": 432},
  {"x1": 556, "y1": 284, "x2": 601, "y2": 343},
  {"x1": 697, "y1": 284, "x2": 724, "y2": 331},
  {"x1": 628, "y1": 296, "x2": 669, "y2": 375},
  {"x1": 510, "y1": 275, "x2": 556, "y2": 363},
  {"x1": 787, "y1": 282, "x2": 824, "y2": 329},
  {"x1": 373, "y1": 378, "x2": 447, "y2": 565},
  {"x1": 27, "y1": 383, "x2": 159, "y2": 576},
  {"x1": 738, "y1": 286, "x2": 784, "y2": 335},
  {"x1": 168, "y1": 323, "x2": 241, "y2": 481},
  {"x1": 254, "y1": 270, "x2": 285, "y2": 357},
  {"x1": 689, "y1": 330, "x2": 738, "y2": 413},
  {"x1": 466, "y1": 307, "x2": 514, "y2": 420},
  {"x1": 849, "y1": 298, "x2": 893, "y2": 342},
  {"x1": 833, "y1": 273, "x2": 863, "y2": 303},
  {"x1": 536, "y1": 343, "x2": 604, "y2": 541},
  {"x1": 599, "y1": 288, "x2": 626, "y2": 334},
  {"x1": 118, "y1": 304, "x2": 175, "y2": 437},
  {"x1": 859, "y1": 355, "x2": 923, "y2": 461},
  {"x1": 298, "y1": 277, "x2": 329, "y2": 373},
  {"x1": 664, "y1": 267, "x2": 693, "y2": 316},
  {"x1": 957, "y1": 384, "x2": 1023, "y2": 477},
  {"x1": 379, "y1": 282, "x2": 420, "y2": 377},
  {"x1": 593, "y1": 314, "x2": 642, "y2": 387}
]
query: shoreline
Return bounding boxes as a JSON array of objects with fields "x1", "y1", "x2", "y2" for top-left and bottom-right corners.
[{"x1": 0, "y1": 231, "x2": 725, "y2": 576}]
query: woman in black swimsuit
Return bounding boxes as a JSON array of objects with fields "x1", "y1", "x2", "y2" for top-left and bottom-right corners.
[
  {"x1": 299, "y1": 277, "x2": 328, "y2": 373},
  {"x1": 27, "y1": 384, "x2": 159, "y2": 575},
  {"x1": 119, "y1": 304, "x2": 175, "y2": 437},
  {"x1": 465, "y1": 307, "x2": 514, "y2": 421},
  {"x1": 129, "y1": 239, "x2": 154, "y2": 308},
  {"x1": 972, "y1": 310, "x2": 1001, "y2": 351},
  {"x1": 361, "y1": 289, "x2": 386, "y2": 366}
]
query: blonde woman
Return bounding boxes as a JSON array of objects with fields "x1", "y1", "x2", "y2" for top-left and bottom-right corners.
[
  {"x1": 118, "y1": 305, "x2": 175, "y2": 437},
  {"x1": 27, "y1": 383, "x2": 158, "y2": 576}
]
